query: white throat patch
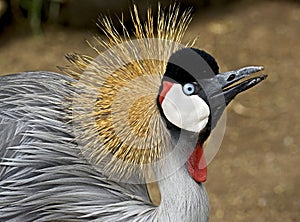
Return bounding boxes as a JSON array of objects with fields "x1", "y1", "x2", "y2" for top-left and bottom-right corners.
[{"x1": 161, "y1": 83, "x2": 210, "y2": 133}]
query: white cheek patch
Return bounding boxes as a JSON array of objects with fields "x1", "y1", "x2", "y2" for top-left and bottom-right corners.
[{"x1": 161, "y1": 84, "x2": 210, "y2": 133}]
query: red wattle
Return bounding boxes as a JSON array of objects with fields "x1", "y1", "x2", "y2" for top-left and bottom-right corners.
[
  {"x1": 158, "y1": 81, "x2": 174, "y2": 104},
  {"x1": 187, "y1": 143, "x2": 207, "y2": 182}
]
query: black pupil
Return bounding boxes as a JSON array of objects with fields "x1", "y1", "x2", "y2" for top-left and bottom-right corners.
[{"x1": 188, "y1": 87, "x2": 193, "y2": 92}]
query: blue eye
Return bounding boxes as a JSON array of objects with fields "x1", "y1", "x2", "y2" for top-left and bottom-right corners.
[{"x1": 183, "y1": 83, "x2": 196, "y2": 95}]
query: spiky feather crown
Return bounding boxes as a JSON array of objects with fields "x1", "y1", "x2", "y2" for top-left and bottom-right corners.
[{"x1": 62, "y1": 4, "x2": 194, "y2": 182}]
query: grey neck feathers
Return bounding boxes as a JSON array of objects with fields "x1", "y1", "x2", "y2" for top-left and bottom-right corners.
[
  {"x1": 154, "y1": 130, "x2": 210, "y2": 222},
  {"x1": 156, "y1": 164, "x2": 209, "y2": 222}
]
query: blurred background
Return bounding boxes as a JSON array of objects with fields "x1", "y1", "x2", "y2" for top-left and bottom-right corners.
[{"x1": 0, "y1": 0, "x2": 299, "y2": 221}]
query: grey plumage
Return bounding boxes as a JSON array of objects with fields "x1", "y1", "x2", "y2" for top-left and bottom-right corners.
[{"x1": 0, "y1": 72, "x2": 209, "y2": 221}]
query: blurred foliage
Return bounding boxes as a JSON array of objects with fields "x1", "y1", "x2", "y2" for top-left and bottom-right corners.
[
  {"x1": 16, "y1": 0, "x2": 62, "y2": 34},
  {"x1": 0, "y1": 0, "x2": 62, "y2": 34},
  {"x1": 1, "y1": 0, "x2": 299, "y2": 35},
  {"x1": 18, "y1": 0, "x2": 43, "y2": 34},
  {"x1": 0, "y1": 0, "x2": 240, "y2": 34}
]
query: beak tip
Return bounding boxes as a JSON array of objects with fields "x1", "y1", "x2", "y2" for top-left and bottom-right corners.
[
  {"x1": 252, "y1": 66, "x2": 264, "y2": 73},
  {"x1": 261, "y1": 74, "x2": 268, "y2": 80}
]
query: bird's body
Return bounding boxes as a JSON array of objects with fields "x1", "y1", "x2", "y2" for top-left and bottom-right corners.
[
  {"x1": 0, "y1": 4, "x2": 267, "y2": 221},
  {"x1": 0, "y1": 72, "x2": 209, "y2": 221}
]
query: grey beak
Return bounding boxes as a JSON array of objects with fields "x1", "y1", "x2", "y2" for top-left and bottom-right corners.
[
  {"x1": 213, "y1": 66, "x2": 267, "y2": 104},
  {"x1": 200, "y1": 66, "x2": 267, "y2": 128}
]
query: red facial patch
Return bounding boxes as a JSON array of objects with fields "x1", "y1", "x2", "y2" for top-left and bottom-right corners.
[
  {"x1": 158, "y1": 81, "x2": 174, "y2": 104},
  {"x1": 187, "y1": 143, "x2": 207, "y2": 182}
]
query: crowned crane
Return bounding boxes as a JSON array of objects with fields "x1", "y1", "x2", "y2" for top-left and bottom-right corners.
[{"x1": 0, "y1": 4, "x2": 267, "y2": 222}]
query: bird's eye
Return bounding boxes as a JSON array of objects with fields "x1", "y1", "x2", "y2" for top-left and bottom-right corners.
[{"x1": 183, "y1": 83, "x2": 197, "y2": 95}]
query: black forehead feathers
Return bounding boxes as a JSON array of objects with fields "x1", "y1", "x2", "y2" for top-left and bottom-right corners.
[
  {"x1": 164, "y1": 48, "x2": 219, "y2": 84},
  {"x1": 190, "y1": 48, "x2": 219, "y2": 75}
]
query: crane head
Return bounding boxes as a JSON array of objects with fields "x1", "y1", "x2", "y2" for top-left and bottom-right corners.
[{"x1": 157, "y1": 48, "x2": 267, "y2": 182}]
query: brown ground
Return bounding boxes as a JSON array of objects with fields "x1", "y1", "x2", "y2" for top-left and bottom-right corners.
[{"x1": 0, "y1": 0, "x2": 299, "y2": 221}]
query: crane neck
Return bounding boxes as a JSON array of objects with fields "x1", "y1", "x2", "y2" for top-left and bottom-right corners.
[
  {"x1": 156, "y1": 164, "x2": 209, "y2": 221},
  {"x1": 154, "y1": 131, "x2": 210, "y2": 221}
]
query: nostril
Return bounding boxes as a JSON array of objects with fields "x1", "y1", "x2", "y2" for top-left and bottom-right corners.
[{"x1": 227, "y1": 74, "x2": 236, "y2": 81}]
